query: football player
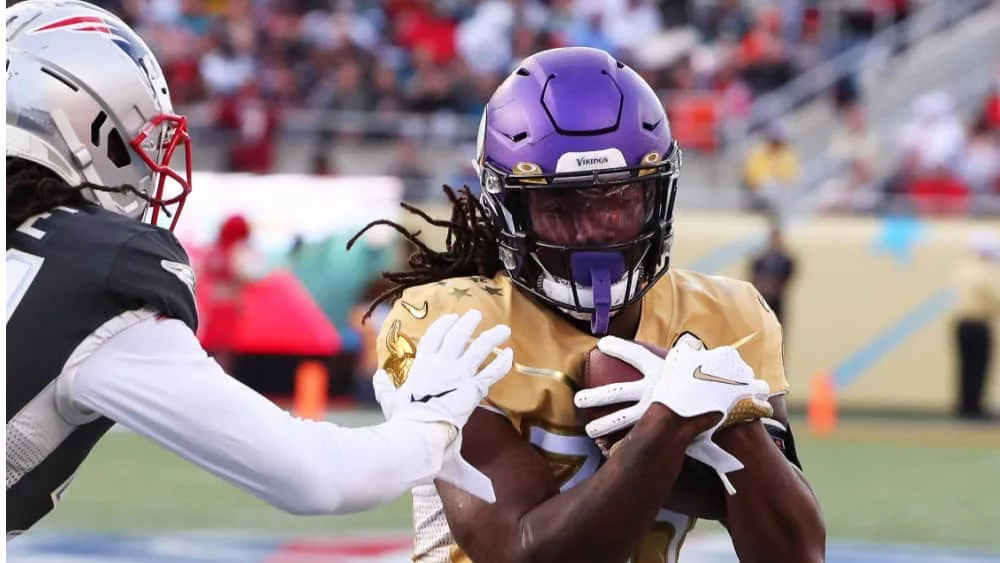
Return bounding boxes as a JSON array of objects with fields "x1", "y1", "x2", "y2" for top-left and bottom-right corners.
[
  {"x1": 6, "y1": 0, "x2": 513, "y2": 539},
  {"x1": 354, "y1": 47, "x2": 825, "y2": 562}
]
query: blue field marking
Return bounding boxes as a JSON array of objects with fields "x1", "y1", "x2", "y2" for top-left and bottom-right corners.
[
  {"x1": 831, "y1": 288, "x2": 957, "y2": 388},
  {"x1": 7, "y1": 533, "x2": 1000, "y2": 563}
]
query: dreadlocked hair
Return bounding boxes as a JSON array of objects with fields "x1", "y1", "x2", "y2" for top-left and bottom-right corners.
[
  {"x1": 347, "y1": 184, "x2": 504, "y2": 322},
  {"x1": 7, "y1": 157, "x2": 162, "y2": 233}
]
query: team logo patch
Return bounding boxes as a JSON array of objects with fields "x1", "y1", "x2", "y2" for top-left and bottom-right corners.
[
  {"x1": 160, "y1": 260, "x2": 196, "y2": 297},
  {"x1": 382, "y1": 320, "x2": 417, "y2": 388},
  {"x1": 30, "y1": 16, "x2": 145, "y2": 68}
]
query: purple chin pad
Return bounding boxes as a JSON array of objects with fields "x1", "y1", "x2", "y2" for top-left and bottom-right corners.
[{"x1": 569, "y1": 251, "x2": 626, "y2": 334}]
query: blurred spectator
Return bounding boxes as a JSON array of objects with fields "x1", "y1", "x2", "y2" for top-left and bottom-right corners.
[
  {"x1": 830, "y1": 105, "x2": 879, "y2": 173},
  {"x1": 310, "y1": 150, "x2": 339, "y2": 176},
  {"x1": 349, "y1": 277, "x2": 395, "y2": 407},
  {"x1": 985, "y1": 76, "x2": 1000, "y2": 130},
  {"x1": 703, "y1": 0, "x2": 753, "y2": 42},
  {"x1": 819, "y1": 159, "x2": 879, "y2": 214},
  {"x1": 738, "y1": 5, "x2": 794, "y2": 95},
  {"x1": 832, "y1": 74, "x2": 862, "y2": 112},
  {"x1": 199, "y1": 214, "x2": 266, "y2": 372},
  {"x1": 214, "y1": 80, "x2": 281, "y2": 173},
  {"x1": 567, "y1": 11, "x2": 616, "y2": 54},
  {"x1": 371, "y1": 60, "x2": 405, "y2": 114},
  {"x1": 199, "y1": 33, "x2": 255, "y2": 97},
  {"x1": 958, "y1": 116, "x2": 1000, "y2": 196},
  {"x1": 742, "y1": 120, "x2": 801, "y2": 212},
  {"x1": 713, "y1": 57, "x2": 753, "y2": 122},
  {"x1": 331, "y1": 58, "x2": 374, "y2": 114},
  {"x1": 601, "y1": 0, "x2": 662, "y2": 59},
  {"x1": 749, "y1": 225, "x2": 796, "y2": 328},
  {"x1": 907, "y1": 165, "x2": 969, "y2": 216},
  {"x1": 405, "y1": 46, "x2": 460, "y2": 114},
  {"x1": 386, "y1": 137, "x2": 433, "y2": 202},
  {"x1": 823, "y1": 105, "x2": 881, "y2": 212},
  {"x1": 898, "y1": 91, "x2": 966, "y2": 175},
  {"x1": 952, "y1": 229, "x2": 1000, "y2": 421}
]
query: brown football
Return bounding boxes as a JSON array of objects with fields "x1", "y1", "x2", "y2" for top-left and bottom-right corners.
[
  {"x1": 580, "y1": 340, "x2": 728, "y2": 521},
  {"x1": 580, "y1": 341, "x2": 667, "y2": 448}
]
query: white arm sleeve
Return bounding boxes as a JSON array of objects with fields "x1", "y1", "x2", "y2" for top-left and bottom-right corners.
[{"x1": 70, "y1": 313, "x2": 450, "y2": 515}]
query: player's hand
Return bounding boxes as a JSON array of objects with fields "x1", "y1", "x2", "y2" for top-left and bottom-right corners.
[
  {"x1": 574, "y1": 335, "x2": 772, "y2": 494},
  {"x1": 373, "y1": 310, "x2": 514, "y2": 502}
]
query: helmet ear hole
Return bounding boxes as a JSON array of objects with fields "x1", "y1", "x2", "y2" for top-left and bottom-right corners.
[{"x1": 106, "y1": 128, "x2": 131, "y2": 168}]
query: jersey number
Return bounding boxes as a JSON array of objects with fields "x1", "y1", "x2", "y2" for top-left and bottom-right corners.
[
  {"x1": 7, "y1": 208, "x2": 77, "y2": 322},
  {"x1": 525, "y1": 425, "x2": 602, "y2": 492},
  {"x1": 6, "y1": 249, "x2": 44, "y2": 323}
]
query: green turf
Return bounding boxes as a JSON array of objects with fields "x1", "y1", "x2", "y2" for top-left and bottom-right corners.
[{"x1": 35, "y1": 416, "x2": 1000, "y2": 550}]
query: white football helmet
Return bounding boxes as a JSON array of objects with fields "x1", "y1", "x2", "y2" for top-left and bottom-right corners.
[{"x1": 6, "y1": 0, "x2": 193, "y2": 230}]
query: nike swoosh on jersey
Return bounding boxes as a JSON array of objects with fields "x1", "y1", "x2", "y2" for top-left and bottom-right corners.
[
  {"x1": 693, "y1": 365, "x2": 748, "y2": 386},
  {"x1": 401, "y1": 299, "x2": 429, "y2": 319},
  {"x1": 411, "y1": 388, "x2": 457, "y2": 403}
]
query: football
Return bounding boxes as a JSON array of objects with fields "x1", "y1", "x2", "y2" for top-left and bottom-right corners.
[
  {"x1": 580, "y1": 340, "x2": 668, "y2": 449},
  {"x1": 580, "y1": 340, "x2": 728, "y2": 521}
]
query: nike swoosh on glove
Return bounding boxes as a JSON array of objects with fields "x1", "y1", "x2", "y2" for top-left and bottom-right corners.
[
  {"x1": 374, "y1": 310, "x2": 514, "y2": 503},
  {"x1": 574, "y1": 335, "x2": 772, "y2": 495}
]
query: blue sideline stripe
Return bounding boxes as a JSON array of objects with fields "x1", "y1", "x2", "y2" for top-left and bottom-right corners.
[{"x1": 831, "y1": 288, "x2": 957, "y2": 388}]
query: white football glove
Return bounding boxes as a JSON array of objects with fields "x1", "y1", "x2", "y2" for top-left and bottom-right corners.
[
  {"x1": 574, "y1": 335, "x2": 772, "y2": 495},
  {"x1": 374, "y1": 309, "x2": 514, "y2": 503}
]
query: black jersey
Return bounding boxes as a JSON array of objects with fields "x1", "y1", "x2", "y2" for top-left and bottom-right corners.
[{"x1": 6, "y1": 204, "x2": 197, "y2": 537}]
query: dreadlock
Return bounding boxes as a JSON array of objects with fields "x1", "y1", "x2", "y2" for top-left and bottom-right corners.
[
  {"x1": 347, "y1": 185, "x2": 504, "y2": 321},
  {"x1": 6, "y1": 157, "x2": 163, "y2": 233}
]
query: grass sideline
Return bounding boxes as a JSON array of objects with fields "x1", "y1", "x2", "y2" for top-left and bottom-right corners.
[{"x1": 34, "y1": 414, "x2": 1000, "y2": 550}]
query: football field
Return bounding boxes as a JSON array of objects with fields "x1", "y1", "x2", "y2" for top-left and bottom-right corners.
[{"x1": 9, "y1": 411, "x2": 1000, "y2": 562}]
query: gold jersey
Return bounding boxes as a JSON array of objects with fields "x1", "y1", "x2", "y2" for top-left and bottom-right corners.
[{"x1": 377, "y1": 270, "x2": 789, "y2": 563}]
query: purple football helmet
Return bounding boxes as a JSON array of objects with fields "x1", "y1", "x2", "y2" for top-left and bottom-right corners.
[{"x1": 475, "y1": 47, "x2": 681, "y2": 334}]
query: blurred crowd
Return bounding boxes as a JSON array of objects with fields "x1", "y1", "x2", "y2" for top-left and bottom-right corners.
[
  {"x1": 90, "y1": 0, "x2": 916, "y2": 168},
  {"x1": 816, "y1": 84, "x2": 1000, "y2": 217},
  {"x1": 90, "y1": 0, "x2": 1000, "y2": 219}
]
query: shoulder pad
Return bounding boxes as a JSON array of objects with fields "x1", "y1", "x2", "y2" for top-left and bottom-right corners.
[
  {"x1": 376, "y1": 275, "x2": 510, "y2": 387},
  {"x1": 109, "y1": 228, "x2": 198, "y2": 331}
]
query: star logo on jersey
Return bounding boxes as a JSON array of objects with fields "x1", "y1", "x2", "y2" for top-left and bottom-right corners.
[
  {"x1": 160, "y1": 260, "x2": 196, "y2": 298},
  {"x1": 692, "y1": 365, "x2": 748, "y2": 386},
  {"x1": 449, "y1": 287, "x2": 472, "y2": 301},
  {"x1": 400, "y1": 300, "x2": 429, "y2": 319},
  {"x1": 480, "y1": 285, "x2": 503, "y2": 297}
]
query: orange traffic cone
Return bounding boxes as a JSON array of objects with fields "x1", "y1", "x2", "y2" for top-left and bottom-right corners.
[
  {"x1": 294, "y1": 360, "x2": 328, "y2": 421},
  {"x1": 807, "y1": 371, "x2": 838, "y2": 436}
]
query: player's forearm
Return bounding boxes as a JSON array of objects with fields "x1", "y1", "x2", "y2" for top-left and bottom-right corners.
[
  {"x1": 70, "y1": 317, "x2": 453, "y2": 516},
  {"x1": 718, "y1": 423, "x2": 826, "y2": 563},
  {"x1": 91, "y1": 383, "x2": 450, "y2": 516},
  {"x1": 510, "y1": 405, "x2": 698, "y2": 563},
  {"x1": 288, "y1": 417, "x2": 452, "y2": 514}
]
